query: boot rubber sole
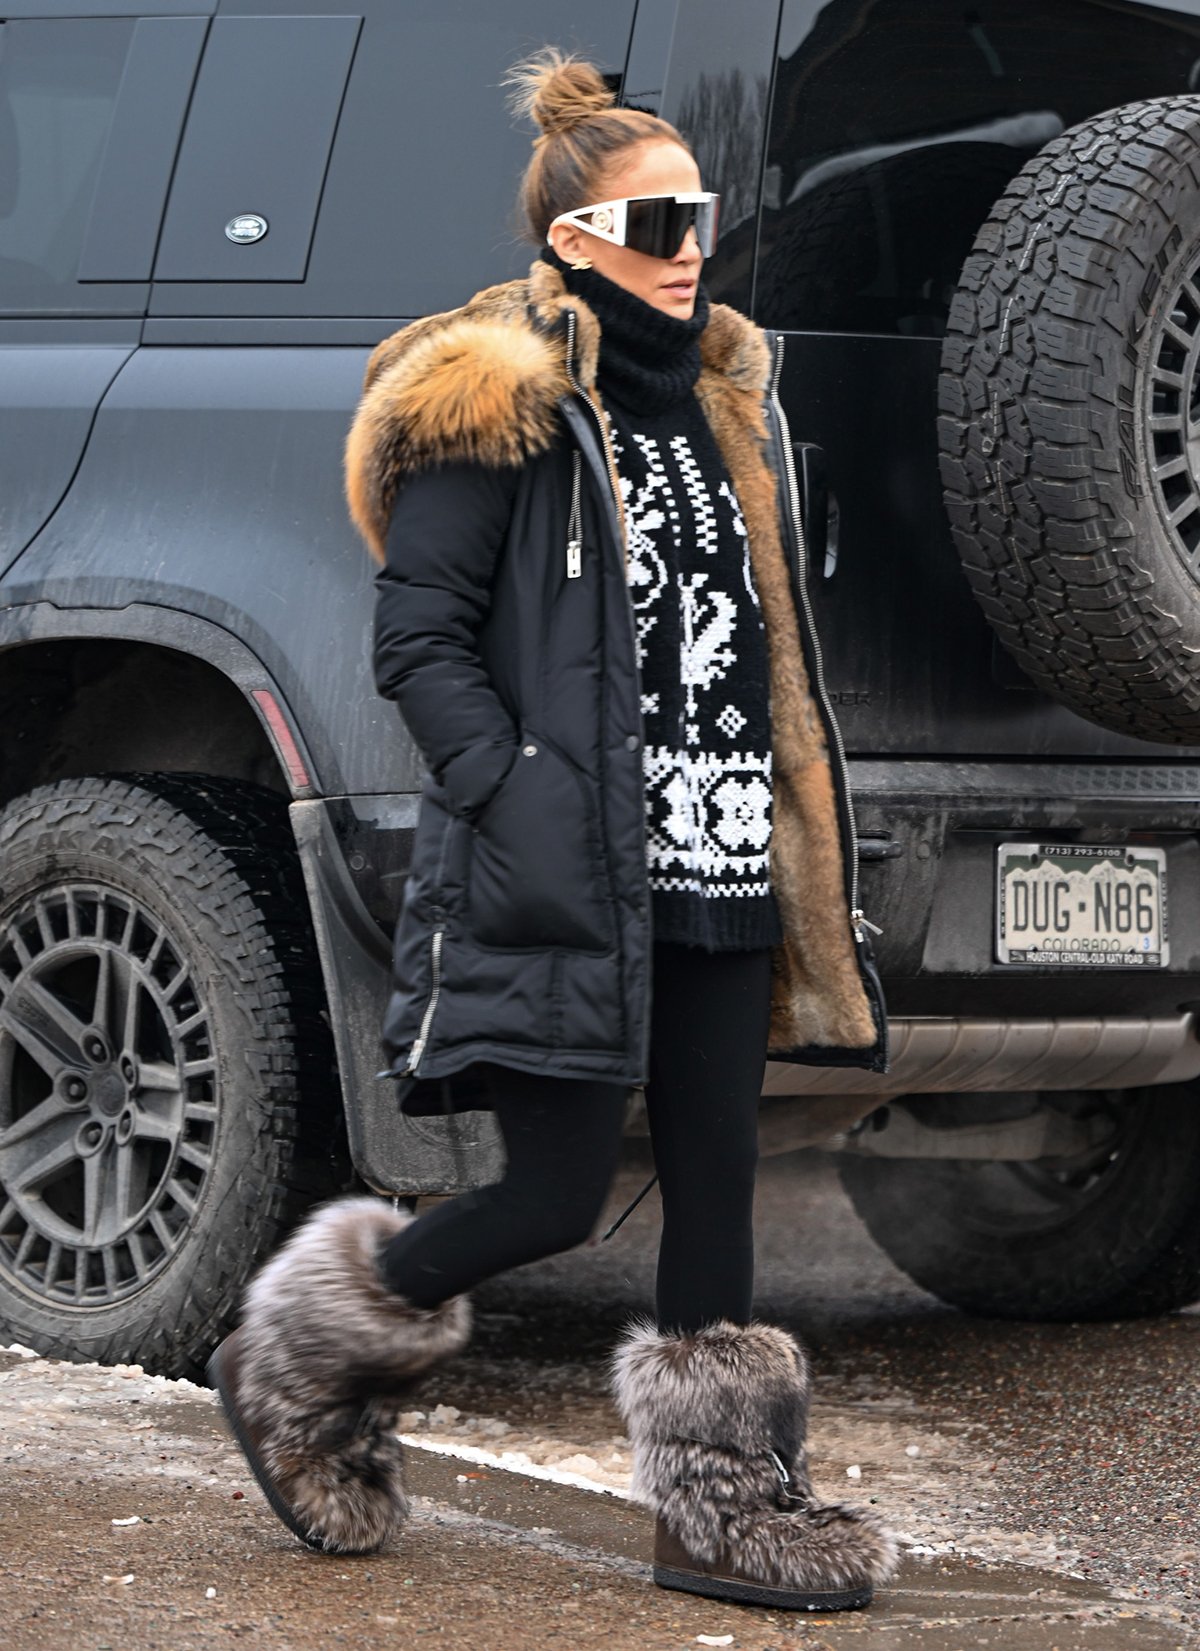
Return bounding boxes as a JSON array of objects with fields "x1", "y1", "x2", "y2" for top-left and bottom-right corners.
[
  {"x1": 206, "y1": 1337, "x2": 327, "y2": 1552},
  {"x1": 653, "y1": 1561, "x2": 873, "y2": 1613}
]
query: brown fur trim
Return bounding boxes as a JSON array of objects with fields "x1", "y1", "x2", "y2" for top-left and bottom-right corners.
[
  {"x1": 341, "y1": 256, "x2": 878, "y2": 1052},
  {"x1": 612, "y1": 1319, "x2": 898, "y2": 1592},
  {"x1": 232, "y1": 1197, "x2": 470, "y2": 1553},
  {"x1": 344, "y1": 315, "x2": 567, "y2": 564},
  {"x1": 695, "y1": 368, "x2": 876, "y2": 1051},
  {"x1": 698, "y1": 299, "x2": 775, "y2": 393},
  {"x1": 342, "y1": 261, "x2": 766, "y2": 566},
  {"x1": 528, "y1": 258, "x2": 600, "y2": 387}
]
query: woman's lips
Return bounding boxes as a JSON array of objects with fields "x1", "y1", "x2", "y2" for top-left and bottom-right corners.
[{"x1": 663, "y1": 281, "x2": 696, "y2": 295}]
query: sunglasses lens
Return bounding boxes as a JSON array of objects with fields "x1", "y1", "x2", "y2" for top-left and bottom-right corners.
[
  {"x1": 624, "y1": 195, "x2": 720, "y2": 259},
  {"x1": 624, "y1": 198, "x2": 690, "y2": 258}
]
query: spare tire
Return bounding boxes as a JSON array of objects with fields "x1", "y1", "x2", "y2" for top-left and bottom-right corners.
[{"x1": 938, "y1": 96, "x2": 1200, "y2": 744}]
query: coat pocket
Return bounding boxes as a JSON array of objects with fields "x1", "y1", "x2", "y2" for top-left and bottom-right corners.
[{"x1": 466, "y1": 731, "x2": 614, "y2": 951}]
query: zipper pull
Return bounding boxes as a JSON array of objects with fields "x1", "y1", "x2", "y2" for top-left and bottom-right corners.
[
  {"x1": 850, "y1": 907, "x2": 883, "y2": 940},
  {"x1": 566, "y1": 449, "x2": 583, "y2": 579},
  {"x1": 769, "y1": 1448, "x2": 807, "y2": 1503}
]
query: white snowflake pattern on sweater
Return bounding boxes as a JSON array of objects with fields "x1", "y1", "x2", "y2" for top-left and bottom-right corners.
[{"x1": 613, "y1": 423, "x2": 773, "y2": 904}]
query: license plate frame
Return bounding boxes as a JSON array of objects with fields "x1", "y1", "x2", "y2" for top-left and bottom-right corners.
[{"x1": 995, "y1": 842, "x2": 1169, "y2": 967}]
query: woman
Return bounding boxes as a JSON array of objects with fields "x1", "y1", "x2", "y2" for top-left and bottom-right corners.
[{"x1": 208, "y1": 50, "x2": 896, "y2": 1614}]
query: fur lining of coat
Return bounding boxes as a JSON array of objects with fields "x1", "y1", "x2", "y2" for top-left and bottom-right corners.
[{"x1": 343, "y1": 257, "x2": 878, "y2": 1056}]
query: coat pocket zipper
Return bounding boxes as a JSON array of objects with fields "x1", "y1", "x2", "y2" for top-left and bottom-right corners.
[
  {"x1": 404, "y1": 923, "x2": 444, "y2": 1076},
  {"x1": 566, "y1": 448, "x2": 583, "y2": 579}
]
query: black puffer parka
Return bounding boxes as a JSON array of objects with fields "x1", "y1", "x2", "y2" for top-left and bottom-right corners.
[{"x1": 343, "y1": 258, "x2": 888, "y2": 1111}]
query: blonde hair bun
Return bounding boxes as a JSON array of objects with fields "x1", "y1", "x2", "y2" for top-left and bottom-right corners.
[{"x1": 505, "y1": 46, "x2": 615, "y2": 138}]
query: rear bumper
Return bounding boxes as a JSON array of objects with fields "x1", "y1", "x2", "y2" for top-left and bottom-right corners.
[{"x1": 764, "y1": 1011, "x2": 1200, "y2": 1096}]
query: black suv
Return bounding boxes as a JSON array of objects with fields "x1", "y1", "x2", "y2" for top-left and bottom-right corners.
[{"x1": 6, "y1": 0, "x2": 1200, "y2": 1376}]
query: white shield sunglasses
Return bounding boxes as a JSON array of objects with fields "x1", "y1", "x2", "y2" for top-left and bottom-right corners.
[{"x1": 547, "y1": 190, "x2": 721, "y2": 261}]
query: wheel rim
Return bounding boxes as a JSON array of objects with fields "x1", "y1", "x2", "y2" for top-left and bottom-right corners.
[
  {"x1": 0, "y1": 884, "x2": 218, "y2": 1308},
  {"x1": 1145, "y1": 254, "x2": 1200, "y2": 576}
]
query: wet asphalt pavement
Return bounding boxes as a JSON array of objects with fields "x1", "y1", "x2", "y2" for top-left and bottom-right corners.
[{"x1": 2, "y1": 1148, "x2": 1197, "y2": 1648}]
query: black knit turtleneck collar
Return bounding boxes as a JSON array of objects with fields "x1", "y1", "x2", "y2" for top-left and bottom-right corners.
[{"x1": 540, "y1": 244, "x2": 710, "y2": 417}]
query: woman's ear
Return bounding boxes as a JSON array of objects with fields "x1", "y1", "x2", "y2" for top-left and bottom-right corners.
[{"x1": 547, "y1": 219, "x2": 588, "y2": 264}]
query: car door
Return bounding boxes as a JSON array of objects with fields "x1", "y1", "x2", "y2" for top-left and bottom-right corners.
[
  {"x1": 0, "y1": 11, "x2": 207, "y2": 574},
  {"x1": 15, "y1": 0, "x2": 639, "y2": 799}
]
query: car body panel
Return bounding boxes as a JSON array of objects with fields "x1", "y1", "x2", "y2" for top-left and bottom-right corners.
[{"x1": 3, "y1": 345, "x2": 413, "y2": 798}]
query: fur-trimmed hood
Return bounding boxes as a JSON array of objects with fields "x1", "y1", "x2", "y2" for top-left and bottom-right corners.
[{"x1": 344, "y1": 257, "x2": 772, "y2": 565}]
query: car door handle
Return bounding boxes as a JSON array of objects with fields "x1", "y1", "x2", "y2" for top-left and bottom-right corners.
[
  {"x1": 857, "y1": 834, "x2": 903, "y2": 861},
  {"x1": 794, "y1": 441, "x2": 839, "y2": 583}
]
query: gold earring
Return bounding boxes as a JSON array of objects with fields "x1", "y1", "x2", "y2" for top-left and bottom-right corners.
[{"x1": 570, "y1": 255, "x2": 593, "y2": 270}]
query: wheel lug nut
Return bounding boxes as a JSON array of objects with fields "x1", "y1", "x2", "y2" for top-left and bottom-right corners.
[
  {"x1": 66, "y1": 1077, "x2": 87, "y2": 1101},
  {"x1": 120, "y1": 1056, "x2": 136, "y2": 1084},
  {"x1": 85, "y1": 1035, "x2": 107, "y2": 1062},
  {"x1": 82, "y1": 1122, "x2": 103, "y2": 1147}
]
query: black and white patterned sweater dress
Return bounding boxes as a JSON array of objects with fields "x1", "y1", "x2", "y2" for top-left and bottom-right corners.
[{"x1": 547, "y1": 249, "x2": 783, "y2": 952}]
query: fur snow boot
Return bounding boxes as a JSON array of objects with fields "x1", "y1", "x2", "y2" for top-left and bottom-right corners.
[
  {"x1": 612, "y1": 1319, "x2": 898, "y2": 1612},
  {"x1": 207, "y1": 1196, "x2": 469, "y2": 1555}
]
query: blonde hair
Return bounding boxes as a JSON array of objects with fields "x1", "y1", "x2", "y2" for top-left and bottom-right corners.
[{"x1": 504, "y1": 47, "x2": 691, "y2": 243}]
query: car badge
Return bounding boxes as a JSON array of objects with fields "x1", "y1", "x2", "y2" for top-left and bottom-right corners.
[{"x1": 225, "y1": 213, "x2": 269, "y2": 244}]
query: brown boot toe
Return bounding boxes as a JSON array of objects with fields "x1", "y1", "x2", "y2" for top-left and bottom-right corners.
[{"x1": 653, "y1": 1514, "x2": 874, "y2": 1613}]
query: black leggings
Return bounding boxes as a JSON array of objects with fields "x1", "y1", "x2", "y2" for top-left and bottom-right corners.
[{"x1": 379, "y1": 943, "x2": 771, "y2": 1333}]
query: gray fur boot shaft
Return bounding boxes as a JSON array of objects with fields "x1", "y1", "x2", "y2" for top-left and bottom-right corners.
[
  {"x1": 612, "y1": 1319, "x2": 898, "y2": 1610},
  {"x1": 208, "y1": 1196, "x2": 470, "y2": 1555}
]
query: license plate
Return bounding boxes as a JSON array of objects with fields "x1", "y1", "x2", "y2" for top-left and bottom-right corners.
[{"x1": 995, "y1": 843, "x2": 1169, "y2": 966}]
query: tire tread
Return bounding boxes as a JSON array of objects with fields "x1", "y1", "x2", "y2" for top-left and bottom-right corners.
[{"x1": 938, "y1": 95, "x2": 1200, "y2": 741}]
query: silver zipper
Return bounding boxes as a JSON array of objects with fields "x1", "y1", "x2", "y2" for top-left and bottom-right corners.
[
  {"x1": 405, "y1": 926, "x2": 443, "y2": 1075},
  {"x1": 566, "y1": 448, "x2": 582, "y2": 578},
  {"x1": 404, "y1": 813, "x2": 456, "y2": 1076},
  {"x1": 564, "y1": 310, "x2": 639, "y2": 705},
  {"x1": 770, "y1": 334, "x2": 878, "y2": 944},
  {"x1": 564, "y1": 311, "x2": 627, "y2": 552},
  {"x1": 564, "y1": 308, "x2": 651, "y2": 1073}
]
